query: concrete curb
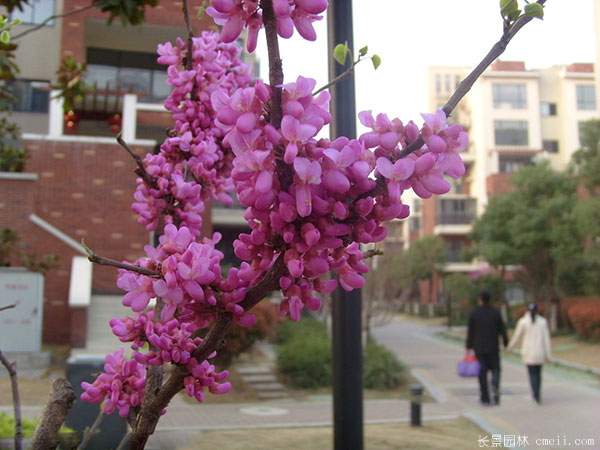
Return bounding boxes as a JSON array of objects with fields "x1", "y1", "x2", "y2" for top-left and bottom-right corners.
[{"x1": 462, "y1": 411, "x2": 504, "y2": 436}]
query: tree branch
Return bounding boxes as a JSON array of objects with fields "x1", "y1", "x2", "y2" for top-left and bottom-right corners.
[
  {"x1": 0, "y1": 303, "x2": 16, "y2": 313},
  {"x1": 82, "y1": 240, "x2": 161, "y2": 277},
  {"x1": 0, "y1": 350, "x2": 23, "y2": 450},
  {"x1": 75, "y1": 410, "x2": 104, "y2": 450},
  {"x1": 261, "y1": 0, "x2": 284, "y2": 128},
  {"x1": 116, "y1": 133, "x2": 157, "y2": 189},
  {"x1": 31, "y1": 379, "x2": 76, "y2": 450},
  {"x1": 396, "y1": 0, "x2": 546, "y2": 159},
  {"x1": 12, "y1": 4, "x2": 95, "y2": 40},
  {"x1": 313, "y1": 56, "x2": 364, "y2": 96},
  {"x1": 182, "y1": 0, "x2": 195, "y2": 71}
]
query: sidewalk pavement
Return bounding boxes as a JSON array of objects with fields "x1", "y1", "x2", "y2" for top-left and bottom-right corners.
[{"x1": 372, "y1": 317, "x2": 600, "y2": 447}]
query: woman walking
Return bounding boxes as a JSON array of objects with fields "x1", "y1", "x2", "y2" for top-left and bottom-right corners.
[{"x1": 507, "y1": 303, "x2": 552, "y2": 404}]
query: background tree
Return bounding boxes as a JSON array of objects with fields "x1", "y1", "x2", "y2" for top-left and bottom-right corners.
[
  {"x1": 404, "y1": 236, "x2": 445, "y2": 315},
  {"x1": 471, "y1": 163, "x2": 582, "y2": 330}
]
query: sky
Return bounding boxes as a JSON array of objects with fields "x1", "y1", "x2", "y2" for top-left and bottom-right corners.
[{"x1": 255, "y1": 0, "x2": 596, "y2": 128}]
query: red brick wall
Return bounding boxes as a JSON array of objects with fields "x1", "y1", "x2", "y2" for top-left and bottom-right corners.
[
  {"x1": 486, "y1": 173, "x2": 513, "y2": 198},
  {"x1": 0, "y1": 139, "x2": 154, "y2": 344}
]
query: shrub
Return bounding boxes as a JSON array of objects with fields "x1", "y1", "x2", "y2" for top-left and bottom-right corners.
[
  {"x1": 0, "y1": 412, "x2": 36, "y2": 439},
  {"x1": 276, "y1": 318, "x2": 407, "y2": 390},
  {"x1": 274, "y1": 316, "x2": 327, "y2": 345},
  {"x1": 567, "y1": 301, "x2": 600, "y2": 341},
  {"x1": 363, "y1": 340, "x2": 407, "y2": 390},
  {"x1": 277, "y1": 328, "x2": 331, "y2": 388}
]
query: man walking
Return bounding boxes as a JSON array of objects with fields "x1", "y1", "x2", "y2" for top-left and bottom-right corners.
[{"x1": 466, "y1": 291, "x2": 508, "y2": 405}]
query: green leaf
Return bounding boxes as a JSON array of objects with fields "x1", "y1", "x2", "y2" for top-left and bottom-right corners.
[
  {"x1": 358, "y1": 45, "x2": 368, "y2": 57},
  {"x1": 333, "y1": 43, "x2": 349, "y2": 65},
  {"x1": 500, "y1": 0, "x2": 519, "y2": 18},
  {"x1": 524, "y1": 3, "x2": 544, "y2": 19},
  {"x1": 0, "y1": 31, "x2": 10, "y2": 44},
  {"x1": 371, "y1": 54, "x2": 381, "y2": 70}
]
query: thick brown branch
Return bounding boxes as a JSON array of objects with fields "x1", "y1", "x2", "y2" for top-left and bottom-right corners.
[
  {"x1": 31, "y1": 379, "x2": 76, "y2": 450},
  {"x1": 182, "y1": 0, "x2": 195, "y2": 71},
  {"x1": 0, "y1": 351, "x2": 22, "y2": 450},
  {"x1": 12, "y1": 3, "x2": 95, "y2": 40},
  {"x1": 397, "y1": 0, "x2": 546, "y2": 159},
  {"x1": 261, "y1": 0, "x2": 284, "y2": 128},
  {"x1": 0, "y1": 303, "x2": 16, "y2": 313}
]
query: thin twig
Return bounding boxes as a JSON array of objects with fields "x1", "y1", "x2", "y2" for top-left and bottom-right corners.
[
  {"x1": 76, "y1": 409, "x2": 104, "y2": 450},
  {"x1": 363, "y1": 249, "x2": 384, "y2": 259},
  {"x1": 313, "y1": 57, "x2": 364, "y2": 96},
  {"x1": 12, "y1": 4, "x2": 95, "y2": 40},
  {"x1": 82, "y1": 241, "x2": 161, "y2": 277},
  {"x1": 0, "y1": 303, "x2": 16, "y2": 313},
  {"x1": 397, "y1": 0, "x2": 547, "y2": 159},
  {"x1": 116, "y1": 133, "x2": 157, "y2": 189},
  {"x1": 0, "y1": 350, "x2": 22, "y2": 450}
]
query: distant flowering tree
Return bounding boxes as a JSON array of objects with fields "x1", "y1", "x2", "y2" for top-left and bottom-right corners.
[{"x1": 22, "y1": 0, "x2": 546, "y2": 448}]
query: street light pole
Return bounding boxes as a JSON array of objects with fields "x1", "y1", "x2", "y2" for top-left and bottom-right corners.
[{"x1": 327, "y1": 2, "x2": 364, "y2": 450}]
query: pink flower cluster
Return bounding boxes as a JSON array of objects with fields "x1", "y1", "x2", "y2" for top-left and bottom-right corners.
[
  {"x1": 207, "y1": 0, "x2": 328, "y2": 51},
  {"x1": 132, "y1": 31, "x2": 252, "y2": 236},
  {"x1": 115, "y1": 224, "x2": 256, "y2": 327},
  {"x1": 84, "y1": 13, "x2": 469, "y2": 415},
  {"x1": 211, "y1": 75, "x2": 467, "y2": 321},
  {"x1": 360, "y1": 109, "x2": 468, "y2": 199},
  {"x1": 81, "y1": 350, "x2": 146, "y2": 417}
]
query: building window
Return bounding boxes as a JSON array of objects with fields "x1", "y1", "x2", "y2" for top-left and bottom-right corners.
[
  {"x1": 435, "y1": 74, "x2": 441, "y2": 95},
  {"x1": 6, "y1": 80, "x2": 50, "y2": 112},
  {"x1": 494, "y1": 120, "x2": 529, "y2": 146},
  {"x1": 542, "y1": 140, "x2": 559, "y2": 153},
  {"x1": 576, "y1": 85, "x2": 596, "y2": 111},
  {"x1": 444, "y1": 74, "x2": 451, "y2": 93},
  {"x1": 11, "y1": 0, "x2": 55, "y2": 25},
  {"x1": 437, "y1": 198, "x2": 476, "y2": 225},
  {"x1": 85, "y1": 48, "x2": 170, "y2": 102},
  {"x1": 499, "y1": 155, "x2": 532, "y2": 173},
  {"x1": 492, "y1": 83, "x2": 527, "y2": 109},
  {"x1": 454, "y1": 75, "x2": 461, "y2": 89},
  {"x1": 540, "y1": 102, "x2": 557, "y2": 117},
  {"x1": 445, "y1": 240, "x2": 466, "y2": 263}
]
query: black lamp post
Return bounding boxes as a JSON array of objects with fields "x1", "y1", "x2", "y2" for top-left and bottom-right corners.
[{"x1": 327, "y1": 2, "x2": 364, "y2": 449}]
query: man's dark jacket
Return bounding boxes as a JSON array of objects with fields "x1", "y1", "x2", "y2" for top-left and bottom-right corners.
[{"x1": 466, "y1": 305, "x2": 508, "y2": 354}]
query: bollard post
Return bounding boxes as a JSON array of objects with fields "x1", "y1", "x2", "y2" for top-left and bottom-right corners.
[{"x1": 410, "y1": 384, "x2": 424, "y2": 427}]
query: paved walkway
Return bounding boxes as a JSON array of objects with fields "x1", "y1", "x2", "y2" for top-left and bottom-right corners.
[{"x1": 373, "y1": 317, "x2": 600, "y2": 448}]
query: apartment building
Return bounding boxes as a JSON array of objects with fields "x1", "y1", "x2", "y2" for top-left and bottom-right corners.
[
  {"x1": 408, "y1": 60, "x2": 598, "y2": 307},
  {"x1": 0, "y1": 1, "x2": 250, "y2": 347}
]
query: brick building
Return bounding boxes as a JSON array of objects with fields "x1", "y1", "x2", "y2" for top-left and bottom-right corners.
[
  {"x1": 401, "y1": 60, "x2": 598, "y2": 310},
  {"x1": 0, "y1": 1, "x2": 248, "y2": 347}
]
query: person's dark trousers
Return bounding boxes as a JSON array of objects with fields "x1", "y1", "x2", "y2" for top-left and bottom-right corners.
[
  {"x1": 527, "y1": 364, "x2": 542, "y2": 403},
  {"x1": 475, "y1": 352, "x2": 501, "y2": 404}
]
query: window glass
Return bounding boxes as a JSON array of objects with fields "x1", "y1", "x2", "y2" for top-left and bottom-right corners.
[
  {"x1": 118, "y1": 67, "x2": 151, "y2": 97},
  {"x1": 494, "y1": 120, "x2": 529, "y2": 146},
  {"x1": 435, "y1": 74, "x2": 441, "y2": 95},
  {"x1": 86, "y1": 65, "x2": 119, "y2": 91},
  {"x1": 12, "y1": 0, "x2": 55, "y2": 25},
  {"x1": 576, "y1": 85, "x2": 596, "y2": 111},
  {"x1": 151, "y1": 70, "x2": 170, "y2": 101},
  {"x1": 540, "y1": 102, "x2": 557, "y2": 117},
  {"x1": 6, "y1": 80, "x2": 49, "y2": 112},
  {"x1": 492, "y1": 83, "x2": 527, "y2": 109},
  {"x1": 499, "y1": 155, "x2": 532, "y2": 173},
  {"x1": 542, "y1": 140, "x2": 559, "y2": 153}
]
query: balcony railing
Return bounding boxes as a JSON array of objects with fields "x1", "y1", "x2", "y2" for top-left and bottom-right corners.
[{"x1": 436, "y1": 198, "x2": 476, "y2": 225}]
